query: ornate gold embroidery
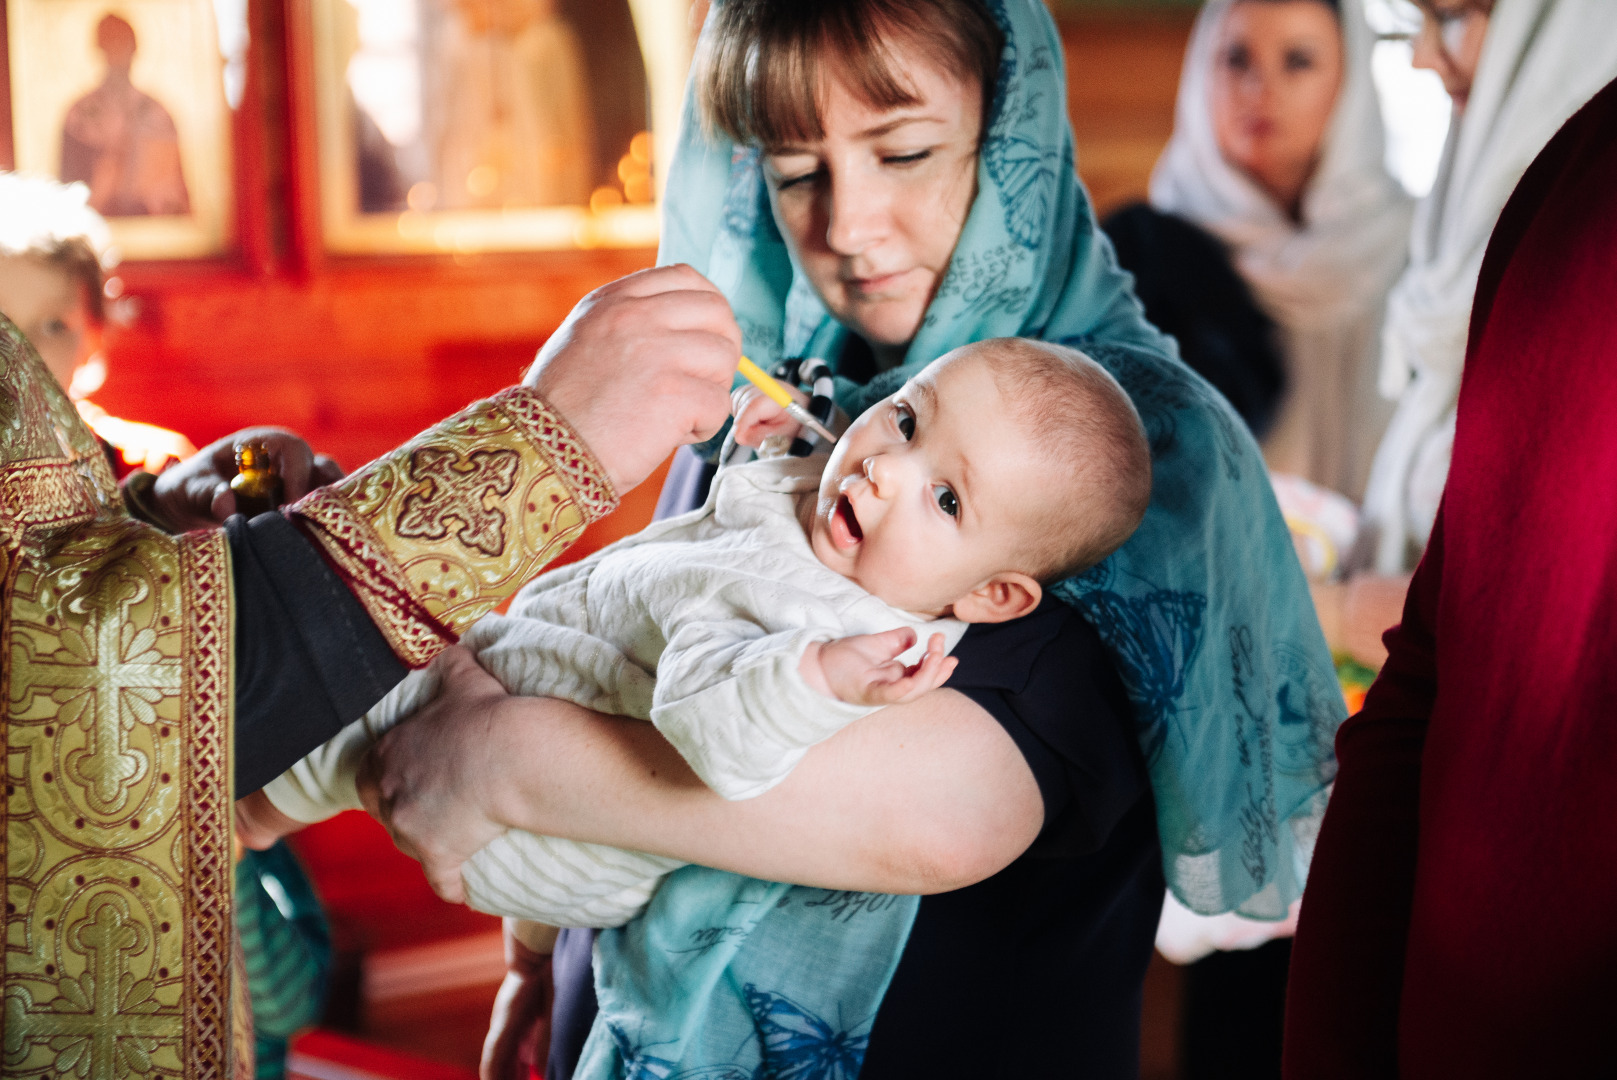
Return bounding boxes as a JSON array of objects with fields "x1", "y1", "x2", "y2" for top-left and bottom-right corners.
[
  {"x1": 0, "y1": 460, "x2": 104, "y2": 537},
  {"x1": 493, "y1": 388, "x2": 617, "y2": 520},
  {"x1": 5, "y1": 524, "x2": 235, "y2": 1078},
  {"x1": 397, "y1": 446, "x2": 524, "y2": 557},
  {"x1": 178, "y1": 530, "x2": 233, "y2": 1078},
  {"x1": 290, "y1": 387, "x2": 617, "y2": 667},
  {"x1": 3, "y1": 314, "x2": 237, "y2": 1078},
  {"x1": 0, "y1": 318, "x2": 120, "y2": 557}
]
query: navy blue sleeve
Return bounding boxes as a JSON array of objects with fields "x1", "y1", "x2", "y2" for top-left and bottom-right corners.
[
  {"x1": 945, "y1": 596, "x2": 1146, "y2": 857},
  {"x1": 227, "y1": 513, "x2": 408, "y2": 795}
]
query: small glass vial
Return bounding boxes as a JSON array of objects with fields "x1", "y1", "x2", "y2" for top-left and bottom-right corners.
[{"x1": 231, "y1": 442, "x2": 284, "y2": 517}]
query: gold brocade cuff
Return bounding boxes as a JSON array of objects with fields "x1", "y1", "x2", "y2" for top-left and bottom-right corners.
[{"x1": 287, "y1": 387, "x2": 617, "y2": 667}]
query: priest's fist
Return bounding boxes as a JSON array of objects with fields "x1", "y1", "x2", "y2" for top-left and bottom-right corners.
[{"x1": 524, "y1": 264, "x2": 740, "y2": 495}]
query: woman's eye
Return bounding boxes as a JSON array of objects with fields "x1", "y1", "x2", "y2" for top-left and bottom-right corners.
[
  {"x1": 774, "y1": 169, "x2": 822, "y2": 192},
  {"x1": 1223, "y1": 44, "x2": 1252, "y2": 72},
  {"x1": 44, "y1": 319, "x2": 68, "y2": 336},
  {"x1": 934, "y1": 485, "x2": 959, "y2": 518},
  {"x1": 895, "y1": 405, "x2": 915, "y2": 440},
  {"x1": 883, "y1": 150, "x2": 932, "y2": 167},
  {"x1": 1283, "y1": 48, "x2": 1316, "y2": 72}
]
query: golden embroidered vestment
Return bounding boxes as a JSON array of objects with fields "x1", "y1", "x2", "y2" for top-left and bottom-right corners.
[{"x1": 1, "y1": 314, "x2": 615, "y2": 1078}]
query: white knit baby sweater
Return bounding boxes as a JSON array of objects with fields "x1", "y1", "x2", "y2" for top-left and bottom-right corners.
[{"x1": 264, "y1": 454, "x2": 966, "y2": 926}]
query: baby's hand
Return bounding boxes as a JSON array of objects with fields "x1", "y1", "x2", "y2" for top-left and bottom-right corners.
[
  {"x1": 800, "y1": 628, "x2": 957, "y2": 706},
  {"x1": 731, "y1": 382, "x2": 804, "y2": 448},
  {"x1": 234, "y1": 789, "x2": 307, "y2": 851}
]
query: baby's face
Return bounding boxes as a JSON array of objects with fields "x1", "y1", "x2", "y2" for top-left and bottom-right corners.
[{"x1": 805, "y1": 349, "x2": 1046, "y2": 616}]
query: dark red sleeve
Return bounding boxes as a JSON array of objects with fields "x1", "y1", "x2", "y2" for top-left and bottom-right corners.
[{"x1": 1282, "y1": 508, "x2": 1446, "y2": 1078}]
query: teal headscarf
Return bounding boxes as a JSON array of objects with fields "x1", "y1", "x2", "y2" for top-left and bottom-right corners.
[{"x1": 580, "y1": 1, "x2": 1342, "y2": 1074}]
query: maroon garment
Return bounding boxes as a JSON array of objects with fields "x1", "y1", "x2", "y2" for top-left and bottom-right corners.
[{"x1": 1283, "y1": 77, "x2": 1617, "y2": 1078}]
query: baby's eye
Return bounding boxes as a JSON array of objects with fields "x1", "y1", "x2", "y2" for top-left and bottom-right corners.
[
  {"x1": 934, "y1": 485, "x2": 958, "y2": 518},
  {"x1": 894, "y1": 404, "x2": 916, "y2": 440}
]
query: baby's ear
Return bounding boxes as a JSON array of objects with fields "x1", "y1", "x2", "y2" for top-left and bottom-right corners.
[{"x1": 951, "y1": 573, "x2": 1042, "y2": 624}]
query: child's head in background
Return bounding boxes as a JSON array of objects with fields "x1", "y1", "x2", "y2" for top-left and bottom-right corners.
[{"x1": 0, "y1": 173, "x2": 112, "y2": 393}]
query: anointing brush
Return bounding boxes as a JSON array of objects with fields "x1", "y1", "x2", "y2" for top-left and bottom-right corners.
[{"x1": 736, "y1": 356, "x2": 839, "y2": 444}]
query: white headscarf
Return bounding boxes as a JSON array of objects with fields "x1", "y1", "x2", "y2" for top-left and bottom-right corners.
[
  {"x1": 1361, "y1": 0, "x2": 1617, "y2": 573},
  {"x1": 1152, "y1": 0, "x2": 1412, "y2": 501}
]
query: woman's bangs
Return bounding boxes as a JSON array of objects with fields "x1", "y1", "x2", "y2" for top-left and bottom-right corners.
[{"x1": 700, "y1": 6, "x2": 938, "y2": 148}]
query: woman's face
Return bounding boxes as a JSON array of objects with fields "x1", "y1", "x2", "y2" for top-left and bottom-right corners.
[
  {"x1": 1411, "y1": 2, "x2": 1491, "y2": 111},
  {"x1": 762, "y1": 43, "x2": 982, "y2": 351},
  {"x1": 1210, "y1": 0, "x2": 1344, "y2": 214}
]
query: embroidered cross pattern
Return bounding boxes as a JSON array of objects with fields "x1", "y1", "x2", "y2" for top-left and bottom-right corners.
[
  {"x1": 14, "y1": 570, "x2": 178, "y2": 816},
  {"x1": 6, "y1": 894, "x2": 172, "y2": 1078},
  {"x1": 397, "y1": 446, "x2": 523, "y2": 557}
]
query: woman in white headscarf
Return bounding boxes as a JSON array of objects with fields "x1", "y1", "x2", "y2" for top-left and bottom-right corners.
[
  {"x1": 1151, "y1": 0, "x2": 1412, "y2": 503},
  {"x1": 1124, "y1": 5, "x2": 1410, "y2": 1077},
  {"x1": 1360, "y1": 0, "x2": 1617, "y2": 574}
]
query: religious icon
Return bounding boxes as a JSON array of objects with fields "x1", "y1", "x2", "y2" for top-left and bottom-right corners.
[
  {"x1": 6, "y1": 0, "x2": 234, "y2": 257},
  {"x1": 59, "y1": 13, "x2": 192, "y2": 217},
  {"x1": 311, "y1": 0, "x2": 693, "y2": 253}
]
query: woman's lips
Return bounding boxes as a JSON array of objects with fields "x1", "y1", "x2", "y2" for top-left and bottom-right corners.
[
  {"x1": 845, "y1": 270, "x2": 910, "y2": 295},
  {"x1": 828, "y1": 494, "x2": 863, "y2": 550}
]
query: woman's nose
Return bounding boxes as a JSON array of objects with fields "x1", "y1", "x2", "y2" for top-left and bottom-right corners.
[
  {"x1": 825, "y1": 177, "x2": 887, "y2": 256},
  {"x1": 1238, "y1": 67, "x2": 1273, "y2": 103}
]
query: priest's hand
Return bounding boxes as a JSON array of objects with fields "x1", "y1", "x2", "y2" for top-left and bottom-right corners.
[
  {"x1": 147, "y1": 427, "x2": 344, "y2": 531},
  {"x1": 356, "y1": 645, "x2": 516, "y2": 903},
  {"x1": 524, "y1": 263, "x2": 741, "y2": 494}
]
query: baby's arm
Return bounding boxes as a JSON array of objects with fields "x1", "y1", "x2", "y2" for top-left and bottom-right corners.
[
  {"x1": 651, "y1": 616, "x2": 958, "y2": 801},
  {"x1": 800, "y1": 628, "x2": 956, "y2": 706}
]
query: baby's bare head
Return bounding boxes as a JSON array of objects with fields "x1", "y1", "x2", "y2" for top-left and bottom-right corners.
[
  {"x1": 808, "y1": 338, "x2": 1150, "y2": 621},
  {"x1": 960, "y1": 338, "x2": 1151, "y2": 583}
]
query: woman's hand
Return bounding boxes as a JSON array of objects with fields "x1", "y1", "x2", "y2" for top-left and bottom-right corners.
[
  {"x1": 354, "y1": 645, "x2": 518, "y2": 902},
  {"x1": 731, "y1": 382, "x2": 805, "y2": 448},
  {"x1": 480, "y1": 922, "x2": 555, "y2": 1080},
  {"x1": 149, "y1": 427, "x2": 343, "y2": 531}
]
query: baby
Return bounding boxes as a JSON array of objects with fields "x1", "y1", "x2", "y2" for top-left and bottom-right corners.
[{"x1": 246, "y1": 337, "x2": 1151, "y2": 926}]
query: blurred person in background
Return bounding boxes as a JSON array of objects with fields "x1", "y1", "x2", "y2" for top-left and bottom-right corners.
[
  {"x1": 1147, "y1": 0, "x2": 1411, "y2": 504},
  {"x1": 1109, "y1": 3, "x2": 1408, "y2": 1074},
  {"x1": 1329, "y1": 0, "x2": 1617, "y2": 663}
]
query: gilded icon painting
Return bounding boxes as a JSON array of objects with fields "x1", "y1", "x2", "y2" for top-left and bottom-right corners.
[
  {"x1": 312, "y1": 0, "x2": 693, "y2": 253},
  {"x1": 7, "y1": 0, "x2": 235, "y2": 258}
]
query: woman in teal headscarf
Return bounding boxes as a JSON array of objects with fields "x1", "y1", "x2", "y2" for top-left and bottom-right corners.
[
  {"x1": 374, "y1": 1, "x2": 1341, "y2": 1076},
  {"x1": 654, "y1": 0, "x2": 1338, "y2": 917}
]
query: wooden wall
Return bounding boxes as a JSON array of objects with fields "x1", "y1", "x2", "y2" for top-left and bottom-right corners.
[{"x1": 1064, "y1": 11, "x2": 1193, "y2": 216}]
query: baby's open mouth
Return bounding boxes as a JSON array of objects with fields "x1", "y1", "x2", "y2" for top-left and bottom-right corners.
[{"x1": 835, "y1": 494, "x2": 863, "y2": 542}]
